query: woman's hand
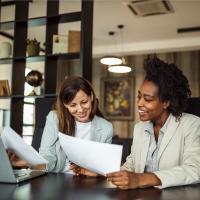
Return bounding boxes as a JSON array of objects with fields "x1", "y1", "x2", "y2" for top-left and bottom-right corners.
[
  {"x1": 7, "y1": 149, "x2": 47, "y2": 170},
  {"x1": 106, "y1": 170, "x2": 161, "y2": 189},
  {"x1": 7, "y1": 149, "x2": 28, "y2": 168},
  {"x1": 70, "y1": 163, "x2": 98, "y2": 177},
  {"x1": 106, "y1": 171, "x2": 140, "y2": 189}
]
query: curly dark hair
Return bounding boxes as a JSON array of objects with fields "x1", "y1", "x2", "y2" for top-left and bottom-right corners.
[{"x1": 144, "y1": 57, "x2": 191, "y2": 118}]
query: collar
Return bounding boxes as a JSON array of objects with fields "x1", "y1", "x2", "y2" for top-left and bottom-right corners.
[{"x1": 144, "y1": 114, "x2": 172, "y2": 136}]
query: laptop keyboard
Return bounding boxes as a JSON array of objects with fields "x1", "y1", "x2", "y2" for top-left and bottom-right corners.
[
  {"x1": 14, "y1": 169, "x2": 30, "y2": 177},
  {"x1": 12, "y1": 168, "x2": 46, "y2": 183}
]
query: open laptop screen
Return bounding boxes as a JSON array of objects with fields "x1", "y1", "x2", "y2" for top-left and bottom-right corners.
[{"x1": 0, "y1": 138, "x2": 46, "y2": 183}]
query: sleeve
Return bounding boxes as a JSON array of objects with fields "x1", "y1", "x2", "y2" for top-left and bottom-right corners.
[
  {"x1": 154, "y1": 118, "x2": 200, "y2": 189},
  {"x1": 39, "y1": 111, "x2": 59, "y2": 172}
]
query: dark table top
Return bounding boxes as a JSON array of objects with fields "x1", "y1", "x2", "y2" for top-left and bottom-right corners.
[{"x1": 0, "y1": 173, "x2": 200, "y2": 200}]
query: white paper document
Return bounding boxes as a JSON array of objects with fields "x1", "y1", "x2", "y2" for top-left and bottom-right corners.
[
  {"x1": 58, "y1": 132, "x2": 123, "y2": 176},
  {"x1": 0, "y1": 126, "x2": 48, "y2": 165}
]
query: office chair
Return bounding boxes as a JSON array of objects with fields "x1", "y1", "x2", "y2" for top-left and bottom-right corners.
[
  {"x1": 184, "y1": 97, "x2": 200, "y2": 117},
  {"x1": 32, "y1": 97, "x2": 56, "y2": 151},
  {"x1": 112, "y1": 135, "x2": 132, "y2": 163}
]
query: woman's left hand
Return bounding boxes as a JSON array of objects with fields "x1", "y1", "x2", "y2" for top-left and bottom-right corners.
[
  {"x1": 70, "y1": 163, "x2": 98, "y2": 177},
  {"x1": 106, "y1": 170, "x2": 161, "y2": 189},
  {"x1": 107, "y1": 171, "x2": 140, "y2": 189}
]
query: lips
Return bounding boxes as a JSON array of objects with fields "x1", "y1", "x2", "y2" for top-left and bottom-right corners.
[
  {"x1": 138, "y1": 109, "x2": 147, "y2": 119},
  {"x1": 77, "y1": 113, "x2": 87, "y2": 118},
  {"x1": 78, "y1": 115, "x2": 86, "y2": 118},
  {"x1": 138, "y1": 110, "x2": 146, "y2": 113}
]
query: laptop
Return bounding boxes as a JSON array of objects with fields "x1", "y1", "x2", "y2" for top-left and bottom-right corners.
[{"x1": 0, "y1": 139, "x2": 46, "y2": 183}]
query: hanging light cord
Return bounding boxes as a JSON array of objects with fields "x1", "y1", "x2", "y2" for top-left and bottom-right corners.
[{"x1": 118, "y1": 24, "x2": 126, "y2": 64}]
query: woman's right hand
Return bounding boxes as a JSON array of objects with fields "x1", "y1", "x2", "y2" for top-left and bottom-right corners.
[
  {"x1": 7, "y1": 149, "x2": 28, "y2": 168},
  {"x1": 70, "y1": 163, "x2": 98, "y2": 177}
]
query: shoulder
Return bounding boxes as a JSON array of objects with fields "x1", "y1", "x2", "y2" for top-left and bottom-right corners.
[
  {"x1": 181, "y1": 112, "x2": 200, "y2": 122},
  {"x1": 46, "y1": 110, "x2": 58, "y2": 122},
  {"x1": 92, "y1": 116, "x2": 113, "y2": 141},
  {"x1": 92, "y1": 116, "x2": 113, "y2": 135},
  {"x1": 179, "y1": 113, "x2": 200, "y2": 127},
  {"x1": 132, "y1": 121, "x2": 151, "y2": 139},
  {"x1": 166, "y1": 113, "x2": 200, "y2": 137},
  {"x1": 134, "y1": 121, "x2": 149, "y2": 130},
  {"x1": 93, "y1": 115, "x2": 113, "y2": 128}
]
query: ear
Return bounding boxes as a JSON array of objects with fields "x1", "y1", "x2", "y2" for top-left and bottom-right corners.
[{"x1": 163, "y1": 101, "x2": 170, "y2": 109}]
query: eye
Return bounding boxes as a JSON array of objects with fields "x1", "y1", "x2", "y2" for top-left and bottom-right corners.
[
  {"x1": 144, "y1": 98, "x2": 152, "y2": 102},
  {"x1": 82, "y1": 99, "x2": 88, "y2": 104},
  {"x1": 69, "y1": 104, "x2": 76, "y2": 107},
  {"x1": 137, "y1": 94, "x2": 141, "y2": 99}
]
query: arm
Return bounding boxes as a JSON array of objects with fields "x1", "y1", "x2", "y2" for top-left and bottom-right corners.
[
  {"x1": 107, "y1": 125, "x2": 161, "y2": 189},
  {"x1": 107, "y1": 171, "x2": 161, "y2": 189},
  {"x1": 8, "y1": 112, "x2": 63, "y2": 172},
  {"x1": 7, "y1": 149, "x2": 46, "y2": 170},
  {"x1": 7, "y1": 149, "x2": 28, "y2": 168},
  {"x1": 153, "y1": 118, "x2": 200, "y2": 188},
  {"x1": 39, "y1": 111, "x2": 61, "y2": 172}
]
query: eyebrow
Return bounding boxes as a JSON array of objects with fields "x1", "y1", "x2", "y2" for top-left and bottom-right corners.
[{"x1": 138, "y1": 90, "x2": 155, "y2": 98}]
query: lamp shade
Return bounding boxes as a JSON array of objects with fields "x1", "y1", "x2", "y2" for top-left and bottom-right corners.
[
  {"x1": 108, "y1": 65, "x2": 132, "y2": 73},
  {"x1": 100, "y1": 56, "x2": 122, "y2": 65}
]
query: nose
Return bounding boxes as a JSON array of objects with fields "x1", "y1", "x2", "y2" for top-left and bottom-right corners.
[
  {"x1": 137, "y1": 97, "x2": 144, "y2": 107},
  {"x1": 77, "y1": 104, "x2": 83, "y2": 112}
]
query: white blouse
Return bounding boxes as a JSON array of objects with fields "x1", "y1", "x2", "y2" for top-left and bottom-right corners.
[{"x1": 62, "y1": 121, "x2": 92, "y2": 173}]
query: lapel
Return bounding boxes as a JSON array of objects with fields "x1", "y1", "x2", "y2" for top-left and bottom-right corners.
[
  {"x1": 139, "y1": 122, "x2": 151, "y2": 172},
  {"x1": 157, "y1": 114, "x2": 179, "y2": 163},
  {"x1": 140, "y1": 132, "x2": 151, "y2": 172},
  {"x1": 90, "y1": 116, "x2": 102, "y2": 141}
]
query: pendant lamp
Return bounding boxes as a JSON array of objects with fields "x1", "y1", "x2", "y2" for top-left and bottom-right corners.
[
  {"x1": 100, "y1": 56, "x2": 122, "y2": 65},
  {"x1": 100, "y1": 31, "x2": 123, "y2": 65},
  {"x1": 108, "y1": 25, "x2": 132, "y2": 73}
]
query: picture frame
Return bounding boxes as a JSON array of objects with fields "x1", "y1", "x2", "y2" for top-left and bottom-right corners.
[
  {"x1": 68, "y1": 30, "x2": 80, "y2": 53},
  {"x1": 100, "y1": 77, "x2": 134, "y2": 120},
  {"x1": 0, "y1": 80, "x2": 11, "y2": 96}
]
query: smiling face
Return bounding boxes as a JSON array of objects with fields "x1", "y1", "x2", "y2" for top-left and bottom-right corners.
[
  {"x1": 64, "y1": 90, "x2": 93, "y2": 122},
  {"x1": 137, "y1": 80, "x2": 170, "y2": 123}
]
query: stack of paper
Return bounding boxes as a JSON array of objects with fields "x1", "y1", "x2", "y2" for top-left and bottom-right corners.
[
  {"x1": 58, "y1": 132, "x2": 123, "y2": 176},
  {"x1": 0, "y1": 127, "x2": 48, "y2": 165}
]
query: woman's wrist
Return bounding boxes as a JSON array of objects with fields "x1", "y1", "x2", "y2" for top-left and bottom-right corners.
[
  {"x1": 138, "y1": 173, "x2": 161, "y2": 188},
  {"x1": 30, "y1": 164, "x2": 47, "y2": 171}
]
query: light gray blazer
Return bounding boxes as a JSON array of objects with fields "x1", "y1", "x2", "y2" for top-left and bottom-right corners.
[
  {"x1": 39, "y1": 111, "x2": 113, "y2": 172},
  {"x1": 122, "y1": 113, "x2": 200, "y2": 189}
]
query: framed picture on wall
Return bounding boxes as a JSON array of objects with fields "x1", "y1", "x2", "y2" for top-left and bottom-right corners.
[{"x1": 100, "y1": 77, "x2": 134, "y2": 120}]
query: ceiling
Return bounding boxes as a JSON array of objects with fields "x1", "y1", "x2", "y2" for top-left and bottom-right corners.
[
  {"x1": 92, "y1": 0, "x2": 200, "y2": 57},
  {"x1": 1, "y1": 0, "x2": 200, "y2": 58}
]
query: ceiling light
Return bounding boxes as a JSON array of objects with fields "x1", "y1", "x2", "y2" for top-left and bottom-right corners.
[
  {"x1": 99, "y1": 31, "x2": 123, "y2": 65},
  {"x1": 100, "y1": 56, "x2": 122, "y2": 65},
  {"x1": 108, "y1": 25, "x2": 132, "y2": 73},
  {"x1": 108, "y1": 64, "x2": 131, "y2": 73}
]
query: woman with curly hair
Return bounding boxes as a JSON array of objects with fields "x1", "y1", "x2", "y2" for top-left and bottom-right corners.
[{"x1": 107, "y1": 57, "x2": 200, "y2": 189}]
